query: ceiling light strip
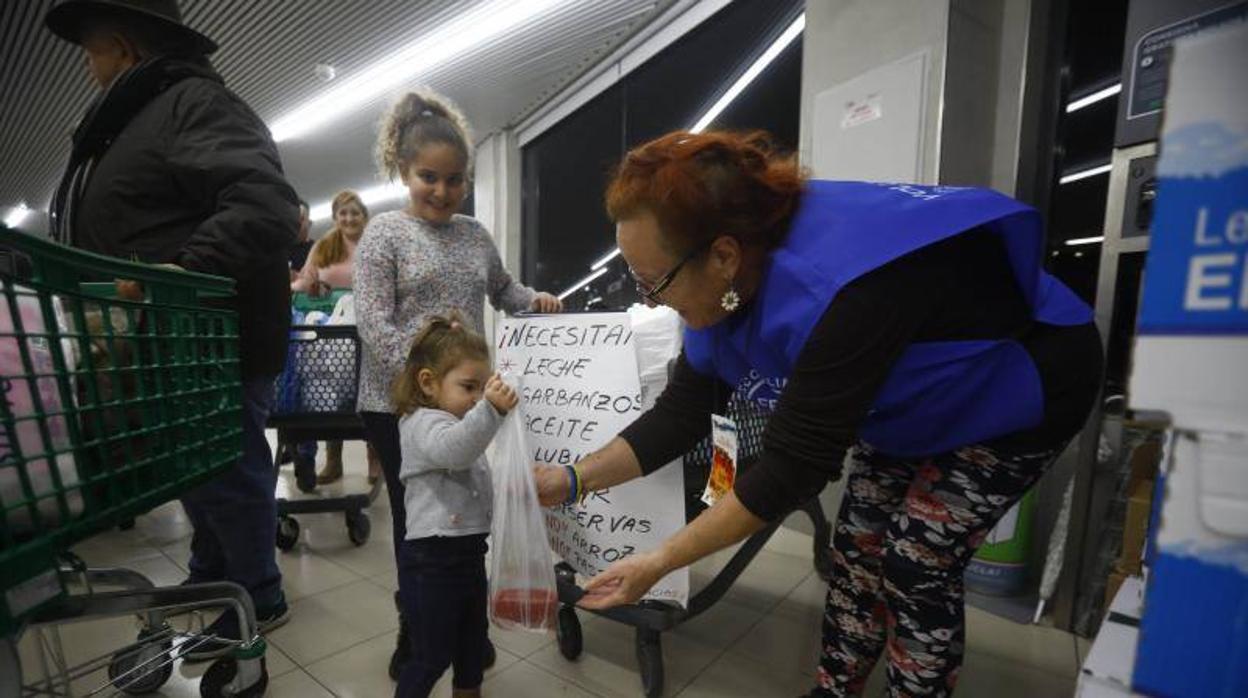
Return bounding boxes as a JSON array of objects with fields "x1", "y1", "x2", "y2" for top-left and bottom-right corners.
[
  {"x1": 4, "y1": 203, "x2": 31, "y2": 229},
  {"x1": 1065, "y1": 235, "x2": 1106, "y2": 246},
  {"x1": 308, "y1": 182, "x2": 407, "y2": 222},
  {"x1": 590, "y1": 247, "x2": 622, "y2": 270},
  {"x1": 557, "y1": 267, "x2": 609, "y2": 301},
  {"x1": 1066, "y1": 83, "x2": 1122, "y2": 113},
  {"x1": 690, "y1": 13, "x2": 805, "y2": 134},
  {"x1": 1059, "y1": 163, "x2": 1113, "y2": 185},
  {"x1": 560, "y1": 12, "x2": 806, "y2": 300},
  {"x1": 269, "y1": 0, "x2": 562, "y2": 143}
]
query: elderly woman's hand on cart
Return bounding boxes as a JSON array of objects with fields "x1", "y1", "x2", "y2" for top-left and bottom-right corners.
[{"x1": 115, "y1": 263, "x2": 183, "y2": 300}]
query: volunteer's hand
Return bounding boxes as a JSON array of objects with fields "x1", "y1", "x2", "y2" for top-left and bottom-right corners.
[
  {"x1": 530, "y1": 292, "x2": 563, "y2": 313},
  {"x1": 484, "y1": 373, "x2": 518, "y2": 414},
  {"x1": 579, "y1": 549, "x2": 669, "y2": 610},
  {"x1": 533, "y1": 464, "x2": 572, "y2": 506}
]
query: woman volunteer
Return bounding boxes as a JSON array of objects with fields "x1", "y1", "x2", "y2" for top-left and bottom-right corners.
[{"x1": 535, "y1": 130, "x2": 1102, "y2": 697}]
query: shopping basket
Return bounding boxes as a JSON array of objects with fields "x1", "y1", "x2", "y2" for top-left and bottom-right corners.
[
  {"x1": 269, "y1": 289, "x2": 377, "y2": 548},
  {"x1": 0, "y1": 230, "x2": 242, "y2": 636}
]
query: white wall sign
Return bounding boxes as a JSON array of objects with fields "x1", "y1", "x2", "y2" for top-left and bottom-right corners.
[
  {"x1": 494, "y1": 313, "x2": 689, "y2": 605},
  {"x1": 841, "y1": 94, "x2": 883, "y2": 129},
  {"x1": 812, "y1": 51, "x2": 927, "y2": 183}
]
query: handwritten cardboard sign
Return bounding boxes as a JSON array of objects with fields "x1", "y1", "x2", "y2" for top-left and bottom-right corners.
[{"x1": 495, "y1": 312, "x2": 689, "y2": 606}]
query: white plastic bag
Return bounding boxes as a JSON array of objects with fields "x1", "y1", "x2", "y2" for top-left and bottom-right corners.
[
  {"x1": 0, "y1": 288, "x2": 84, "y2": 533},
  {"x1": 627, "y1": 303, "x2": 683, "y2": 385},
  {"x1": 328, "y1": 292, "x2": 354, "y2": 325},
  {"x1": 488, "y1": 400, "x2": 558, "y2": 632},
  {"x1": 627, "y1": 303, "x2": 683, "y2": 411}
]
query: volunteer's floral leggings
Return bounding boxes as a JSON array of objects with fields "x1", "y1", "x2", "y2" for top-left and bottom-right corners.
[{"x1": 812, "y1": 440, "x2": 1062, "y2": 698}]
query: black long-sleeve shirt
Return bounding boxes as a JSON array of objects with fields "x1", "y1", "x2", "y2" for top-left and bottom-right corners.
[{"x1": 619, "y1": 228, "x2": 1103, "y2": 522}]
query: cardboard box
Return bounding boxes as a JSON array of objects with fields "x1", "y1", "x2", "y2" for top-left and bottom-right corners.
[
  {"x1": 1123, "y1": 433, "x2": 1163, "y2": 486},
  {"x1": 1117, "y1": 478, "x2": 1154, "y2": 575}
]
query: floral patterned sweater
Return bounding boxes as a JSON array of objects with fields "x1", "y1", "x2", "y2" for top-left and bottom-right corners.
[{"x1": 353, "y1": 210, "x2": 535, "y2": 413}]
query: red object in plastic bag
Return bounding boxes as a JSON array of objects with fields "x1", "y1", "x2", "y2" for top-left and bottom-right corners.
[{"x1": 490, "y1": 588, "x2": 557, "y2": 630}]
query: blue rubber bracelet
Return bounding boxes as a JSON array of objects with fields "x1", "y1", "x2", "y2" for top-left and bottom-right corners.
[{"x1": 564, "y1": 465, "x2": 579, "y2": 506}]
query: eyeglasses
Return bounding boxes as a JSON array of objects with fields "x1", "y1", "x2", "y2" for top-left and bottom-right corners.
[{"x1": 630, "y1": 239, "x2": 712, "y2": 305}]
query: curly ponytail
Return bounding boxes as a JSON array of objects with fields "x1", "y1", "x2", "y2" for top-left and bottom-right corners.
[
  {"x1": 606, "y1": 130, "x2": 805, "y2": 253},
  {"x1": 376, "y1": 89, "x2": 474, "y2": 181}
]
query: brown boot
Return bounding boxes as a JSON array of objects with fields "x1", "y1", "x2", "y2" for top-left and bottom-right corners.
[
  {"x1": 316, "y1": 441, "x2": 344, "y2": 484},
  {"x1": 367, "y1": 443, "x2": 382, "y2": 485}
]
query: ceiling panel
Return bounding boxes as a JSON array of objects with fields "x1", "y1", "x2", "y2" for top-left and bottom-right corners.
[{"x1": 0, "y1": 0, "x2": 672, "y2": 230}]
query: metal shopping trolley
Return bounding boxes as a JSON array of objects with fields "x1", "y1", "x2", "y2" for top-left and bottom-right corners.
[
  {"x1": 552, "y1": 394, "x2": 835, "y2": 698},
  {"x1": 269, "y1": 305, "x2": 379, "y2": 550},
  {"x1": 0, "y1": 230, "x2": 269, "y2": 696}
]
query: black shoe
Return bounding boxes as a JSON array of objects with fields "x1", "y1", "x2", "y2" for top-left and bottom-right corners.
[
  {"x1": 294, "y1": 455, "x2": 317, "y2": 493},
  {"x1": 390, "y1": 591, "x2": 410, "y2": 680},
  {"x1": 389, "y1": 614, "x2": 411, "y2": 680},
  {"x1": 182, "y1": 598, "x2": 290, "y2": 663}
]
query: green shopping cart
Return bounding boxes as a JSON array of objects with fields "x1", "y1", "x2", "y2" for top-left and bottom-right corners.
[{"x1": 1, "y1": 230, "x2": 269, "y2": 697}]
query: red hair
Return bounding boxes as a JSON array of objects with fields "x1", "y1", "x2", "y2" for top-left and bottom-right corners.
[{"x1": 605, "y1": 130, "x2": 805, "y2": 253}]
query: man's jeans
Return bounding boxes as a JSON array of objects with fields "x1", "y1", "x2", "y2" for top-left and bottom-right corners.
[
  {"x1": 295, "y1": 440, "x2": 317, "y2": 460},
  {"x1": 181, "y1": 374, "x2": 283, "y2": 609}
]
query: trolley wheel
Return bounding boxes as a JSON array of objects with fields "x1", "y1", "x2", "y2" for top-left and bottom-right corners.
[
  {"x1": 635, "y1": 629, "x2": 664, "y2": 698},
  {"x1": 276, "y1": 516, "x2": 300, "y2": 551},
  {"x1": 346, "y1": 511, "x2": 371, "y2": 546},
  {"x1": 108, "y1": 627, "x2": 173, "y2": 694},
  {"x1": 556, "y1": 605, "x2": 583, "y2": 660},
  {"x1": 200, "y1": 655, "x2": 267, "y2": 698}
]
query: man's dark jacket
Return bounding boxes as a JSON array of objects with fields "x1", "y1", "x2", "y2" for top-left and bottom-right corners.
[{"x1": 51, "y1": 56, "x2": 296, "y2": 378}]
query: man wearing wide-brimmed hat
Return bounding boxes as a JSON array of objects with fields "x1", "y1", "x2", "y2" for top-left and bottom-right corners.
[{"x1": 46, "y1": 0, "x2": 295, "y2": 662}]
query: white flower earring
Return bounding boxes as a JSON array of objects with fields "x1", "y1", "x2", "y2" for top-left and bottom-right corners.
[{"x1": 720, "y1": 285, "x2": 741, "y2": 312}]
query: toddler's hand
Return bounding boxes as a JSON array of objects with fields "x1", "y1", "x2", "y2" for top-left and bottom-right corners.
[{"x1": 485, "y1": 373, "x2": 519, "y2": 414}]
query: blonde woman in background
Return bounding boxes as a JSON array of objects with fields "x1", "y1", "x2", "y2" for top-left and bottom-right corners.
[
  {"x1": 291, "y1": 190, "x2": 381, "y2": 486},
  {"x1": 292, "y1": 190, "x2": 366, "y2": 298}
]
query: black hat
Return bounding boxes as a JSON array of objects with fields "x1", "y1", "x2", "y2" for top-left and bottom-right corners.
[{"x1": 45, "y1": 0, "x2": 218, "y2": 55}]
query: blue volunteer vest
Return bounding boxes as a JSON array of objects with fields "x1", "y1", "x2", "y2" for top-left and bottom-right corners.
[{"x1": 684, "y1": 180, "x2": 1092, "y2": 457}]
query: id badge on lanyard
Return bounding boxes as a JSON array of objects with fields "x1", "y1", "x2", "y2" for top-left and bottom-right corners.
[{"x1": 701, "y1": 414, "x2": 739, "y2": 507}]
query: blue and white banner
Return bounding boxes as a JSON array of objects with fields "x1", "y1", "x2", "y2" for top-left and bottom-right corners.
[{"x1": 1137, "y1": 24, "x2": 1248, "y2": 336}]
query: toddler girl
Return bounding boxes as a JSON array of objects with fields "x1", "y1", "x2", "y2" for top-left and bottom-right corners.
[{"x1": 391, "y1": 314, "x2": 517, "y2": 698}]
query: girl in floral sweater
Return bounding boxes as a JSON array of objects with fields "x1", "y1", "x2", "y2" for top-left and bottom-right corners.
[{"x1": 354, "y1": 89, "x2": 561, "y2": 683}]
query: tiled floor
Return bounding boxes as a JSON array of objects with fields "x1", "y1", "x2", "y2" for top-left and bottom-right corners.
[{"x1": 14, "y1": 440, "x2": 1082, "y2": 697}]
